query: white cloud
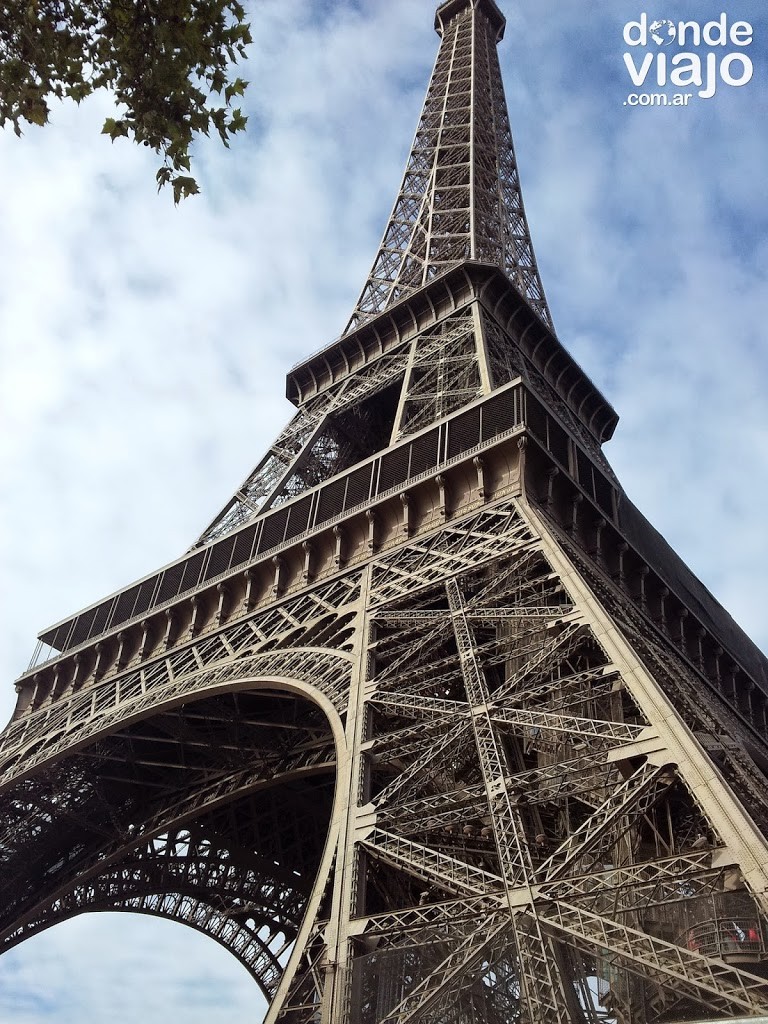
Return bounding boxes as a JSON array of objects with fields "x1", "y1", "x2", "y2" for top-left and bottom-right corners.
[
  {"x1": 506, "y1": 0, "x2": 768, "y2": 645},
  {"x1": 0, "y1": 0, "x2": 766, "y2": 1019},
  {"x1": 0, "y1": 915, "x2": 261, "y2": 1022}
]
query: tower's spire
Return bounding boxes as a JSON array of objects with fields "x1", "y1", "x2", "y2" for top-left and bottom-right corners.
[{"x1": 346, "y1": 0, "x2": 551, "y2": 332}]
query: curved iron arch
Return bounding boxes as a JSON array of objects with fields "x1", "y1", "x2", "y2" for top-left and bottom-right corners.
[{"x1": 0, "y1": 670, "x2": 348, "y2": 997}]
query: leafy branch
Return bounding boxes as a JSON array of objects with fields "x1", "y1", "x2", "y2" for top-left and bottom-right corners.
[{"x1": 0, "y1": 0, "x2": 252, "y2": 201}]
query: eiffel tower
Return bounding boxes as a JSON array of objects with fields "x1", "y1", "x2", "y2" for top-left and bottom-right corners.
[{"x1": 3, "y1": 0, "x2": 768, "y2": 1020}]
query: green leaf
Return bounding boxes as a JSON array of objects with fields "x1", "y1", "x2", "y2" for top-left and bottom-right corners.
[
  {"x1": 228, "y1": 108, "x2": 247, "y2": 133},
  {"x1": 68, "y1": 82, "x2": 91, "y2": 103},
  {"x1": 102, "y1": 118, "x2": 129, "y2": 140},
  {"x1": 25, "y1": 100, "x2": 49, "y2": 127},
  {"x1": 4, "y1": 0, "x2": 252, "y2": 199},
  {"x1": 171, "y1": 175, "x2": 200, "y2": 203},
  {"x1": 224, "y1": 77, "x2": 247, "y2": 102}
]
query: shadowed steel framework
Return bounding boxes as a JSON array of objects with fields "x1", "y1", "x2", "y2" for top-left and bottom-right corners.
[{"x1": 3, "y1": 1, "x2": 768, "y2": 1021}]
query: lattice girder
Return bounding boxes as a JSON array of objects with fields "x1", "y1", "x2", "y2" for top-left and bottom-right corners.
[
  {"x1": 252, "y1": 499, "x2": 768, "y2": 1021},
  {"x1": 4, "y1": 489, "x2": 768, "y2": 1022},
  {"x1": 3, "y1": 836, "x2": 306, "y2": 1000},
  {"x1": 347, "y1": 0, "x2": 551, "y2": 332},
  {"x1": 3, "y1": 0, "x2": 768, "y2": 1018},
  {"x1": 0, "y1": 669, "x2": 342, "y2": 983}
]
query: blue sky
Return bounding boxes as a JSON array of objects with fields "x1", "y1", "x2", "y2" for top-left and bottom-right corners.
[{"x1": 0, "y1": 0, "x2": 766, "y2": 1020}]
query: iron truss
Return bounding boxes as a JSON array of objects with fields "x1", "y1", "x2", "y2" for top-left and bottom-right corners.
[
  {"x1": 346, "y1": 0, "x2": 551, "y2": 332},
  {"x1": 197, "y1": 0, "x2": 555, "y2": 547},
  {"x1": 270, "y1": 500, "x2": 768, "y2": 1023},
  {"x1": 2, "y1": 0, "x2": 768, "y2": 1022},
  {"x1": 3, "y1": 496, "x2": 768, "y2": 1021}
]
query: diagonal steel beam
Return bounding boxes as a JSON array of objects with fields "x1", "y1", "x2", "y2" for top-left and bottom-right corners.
[
  {"x1": 536, "y1": 900, "x2": 768, "y2": 1015},
  {"x1": 379, "y1": 915, "x2": 512, "y2": 1024},
  {"x1": 540, "y1": 761, "x2": 676, "y2": 882}
]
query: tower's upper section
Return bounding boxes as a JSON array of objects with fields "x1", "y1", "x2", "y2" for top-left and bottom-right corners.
[
  {"x1": 346, "y1": 0, "x2": 551, "y2": 332},
  {"x1": 435, "y1": 0, "x2": 506, "y2": 40}
]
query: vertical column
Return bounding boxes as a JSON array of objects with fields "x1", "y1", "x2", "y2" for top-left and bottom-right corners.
[{"x1": 319, "y1": 569, "x2": 374, "y2": 1024}]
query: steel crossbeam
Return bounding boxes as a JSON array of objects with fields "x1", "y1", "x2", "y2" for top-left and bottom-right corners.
[
  {"x1": 537, "y1": 900, "x2": 768, "y2": 1014},
  {"x1": 374, "y1": 720, "x2": 471, "y2": 808},
  {"x1": 489, "y1": 706, "x2": 645, "y2": 746},
  {"x1": 491, "y1": 620, "x2": 586, "y2": 703},
  {"x1": 491, "y1": 677, "x2": 622, "y2": 725},
  {"x1": 376, "y1": 753, "x2": 621, "y2": 835},
  {"x1": 361, "y1": 894, "x2": 499, "y2": 939},
  {"x1": 540, "y1": 761, "x2": 676, "y2": 881},
  {"x1": 362, "y1": 828, "x2": 505, "y2": 898},
  {"x1": 510, "y1": 913, "x2": 577, "y2": 1024},
  {"x1": 446, "y1": 578, "x2": 536, "y2": 884},
  {"x1": 369, "y1": 719, "x2": 455, "y2": 765},
  {"x1": 377, "y1": 916, "x2": 511, "y2": 1023},
  {"x1": 447, "y1": 577, "x2": 579, "y2": 1022},
  {"x1": 499, "y1": 751, "x2": 615, "y2": 799},
  {"x1": 468, "y1": 606, "x2": 576, "y2": 620},
  {"x1": 368, "y1": 693, "x2": 467, "y2": 722},
  {"x1": 371, "y1": 622, "x2": 454, "y2": 689},
  {"x1": 377, "y1": 792, "x2": 489, "y2": 837},
  {"x1": 459, "y1": 546, "x2": 547, "y2": 607},
  {"x1": 369, "y1": 504, "x2": 533, "y2": 606},
  {"x1": 540, "y1": 852, "x2": 729, "y2": 915}
]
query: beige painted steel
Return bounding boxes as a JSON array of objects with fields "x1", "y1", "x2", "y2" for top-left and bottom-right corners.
[{"x1": 2, "y1": 0, "x2": 767, "y2": 1022}]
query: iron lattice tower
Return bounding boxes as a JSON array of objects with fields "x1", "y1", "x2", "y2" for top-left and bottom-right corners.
[{"x1": 3, "y1": 2, "x2": 768, "y2": 1021}]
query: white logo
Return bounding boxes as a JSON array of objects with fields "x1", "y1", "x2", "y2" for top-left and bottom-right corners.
[
  {"x1": 622, "y1": 14, "x2": 754, "y2": 102},
  {"x1": 648, "y1": 19, "x2": 676, "y2": 46}
]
